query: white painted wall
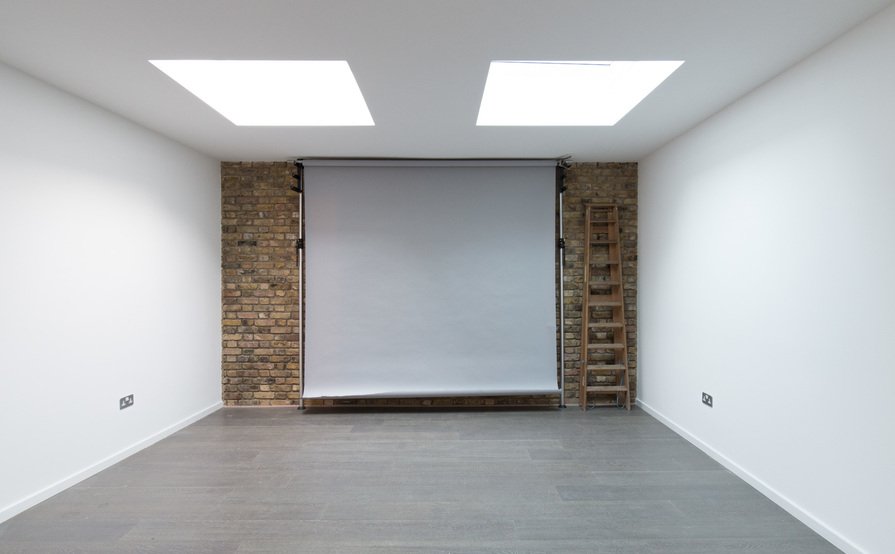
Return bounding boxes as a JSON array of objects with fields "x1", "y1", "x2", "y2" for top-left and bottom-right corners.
[
  {"x1": 0, "y1": 62, "x2": 222, "y2": 521},
  {"x1": 638, "y1": 5, "x2": 895, "y2": 554}
]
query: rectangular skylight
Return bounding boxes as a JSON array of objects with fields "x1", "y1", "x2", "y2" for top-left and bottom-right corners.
[
  {"x1": 476, "y1": 60, "x2": 684, "y2": 126},
  {"x1": 149, "y1": 60, "x2": 374, "y2": 126}
]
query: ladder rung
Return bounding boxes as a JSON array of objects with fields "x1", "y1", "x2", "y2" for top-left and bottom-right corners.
[
  {"x1": 589, "y1": 240, "x2": 616, "y2": 245},
  {"x1": 589, "y1": 280, "x2": 620, "y2": 286},
  {"x1": 589, "y1": 322, "x2": 623, "y2": 328},
  {"x1": 589, "y1": 259, "x2": 620, "y2": 265},
  {"x1": 585, "y1": 400, "x2": 624, "y2": 407},
  {"x1": 589, "y1": 219, "x2": 618, "y2": 224},
  {"x1": 587, "y1": 343, "x2": 625, "y2": 350},
  {"x1": 586, "y1": 385, "x2": 628, "y2": 393},
  {"x1": 585, "y1": 364, "x2": 627, "y2": 371},
  {"x1": 588, "y1": 299, "x2": 622, "y2": 307}
]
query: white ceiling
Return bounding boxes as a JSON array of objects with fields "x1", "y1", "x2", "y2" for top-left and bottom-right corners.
[{"x1": 1, "y1": 0, "x2": 891, "y2": 162}]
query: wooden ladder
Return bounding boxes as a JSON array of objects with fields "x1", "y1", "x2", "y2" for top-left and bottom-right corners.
[{"x1": 579, "y1": 204, "x2": 631, "y2": 410}]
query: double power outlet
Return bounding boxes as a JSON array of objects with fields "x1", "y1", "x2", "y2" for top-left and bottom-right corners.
[{"x1": 119, "y1": 394, "x2": 134, "y2": 410}]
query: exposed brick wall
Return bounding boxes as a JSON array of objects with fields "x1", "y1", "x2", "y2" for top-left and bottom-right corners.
[
  {"x1": 221, "y1": 162, "x2": 301, "y2": 406},
  {"x1": 220, "y1": 161, "x2": 637, "y2": 407},
  {"x1": 562, "y1": 163, "x2": 638, "y2": 404}
]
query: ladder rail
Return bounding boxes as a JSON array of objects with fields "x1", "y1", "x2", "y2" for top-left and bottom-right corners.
[{"x1": 579, "y1": 205, "x2": 593, "y2": 408}]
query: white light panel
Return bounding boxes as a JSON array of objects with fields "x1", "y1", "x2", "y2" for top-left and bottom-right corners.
[
  {"x1": 476, "y1": 60, "x2": 684, "y2": 126},
  {"x1": 149, "y1": 60, "x2": 374, "y2": 126}
]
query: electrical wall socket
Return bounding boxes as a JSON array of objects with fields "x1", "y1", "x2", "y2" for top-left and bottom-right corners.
[
  {"x1": 702, "y1": 392, "x2": 713, "y2": 408},
  {"x1": 119, "y1": 394, "x2": 134, "y2": 410}
]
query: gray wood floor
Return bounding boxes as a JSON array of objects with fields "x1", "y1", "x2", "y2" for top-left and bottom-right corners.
[{"x1": 0, "y1": 407, "x2": 839, "y2": 553}]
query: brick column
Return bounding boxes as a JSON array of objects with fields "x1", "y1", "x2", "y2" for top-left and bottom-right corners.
[
  {"x1": 562, "y1": 163, "x2": 638, "y2": 405},
  {"x1": 221, "y1": 162, "x2": 301, "y2": 405}
]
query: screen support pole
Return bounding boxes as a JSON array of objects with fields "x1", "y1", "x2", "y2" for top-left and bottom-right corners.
[
  {"x1": 556, "y1": 163, "x2": 568, "y2": 408},
  {"x1": 291, "y1": 161, "x2": 306, "y2": 410}
]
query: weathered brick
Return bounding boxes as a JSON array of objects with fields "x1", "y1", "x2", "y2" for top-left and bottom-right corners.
[
  {"x1": 221, "y1": 162, "x2": 300, "y2": 406},
  {"x1": 561, "y1": 163, "x2": 638, "y2": 405}
]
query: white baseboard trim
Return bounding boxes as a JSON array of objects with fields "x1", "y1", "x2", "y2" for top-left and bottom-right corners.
[
  {"x1": 0, "y1": 401, "x2": 222, "y2": 524},
  {"x1": 636, "y1": 399, "x2": 862, "y2": 554}
]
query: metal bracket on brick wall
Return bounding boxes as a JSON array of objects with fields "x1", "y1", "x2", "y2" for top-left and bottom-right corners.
[
  {"x1": 555, "y1": 165, "x2": 567, "y2": 191},
  {"x1": 291, "y1": 161, "x2": 304, "y2": 193}
]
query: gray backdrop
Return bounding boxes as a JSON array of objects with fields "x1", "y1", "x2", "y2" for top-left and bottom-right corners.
[{"x1": 303, "y1": 160, "x2": 558, "y2": 398}]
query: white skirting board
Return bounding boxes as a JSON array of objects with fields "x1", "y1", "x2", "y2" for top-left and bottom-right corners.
[
  {"x1": 0, "y1": 401, "x2": 222, "y2": 524},
  {"x1": 636, "y1": 399, "x2": 864, "y2": 554}
]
